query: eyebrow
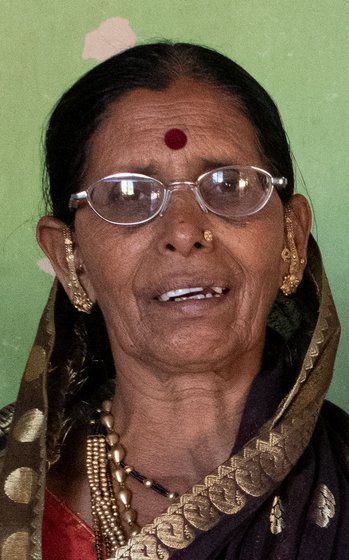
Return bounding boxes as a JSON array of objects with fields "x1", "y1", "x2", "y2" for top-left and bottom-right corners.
[
  {"x1": 199, "y1": 158, "x2": 240, "y2": 172},
  {"x1": 126, "y1": 163, "x2": 163, "y2": 176},
  {"x1": 111, "y1": 158, "x2": 240, "y2": 177}
]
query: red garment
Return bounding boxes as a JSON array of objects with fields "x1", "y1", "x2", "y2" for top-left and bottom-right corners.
[{"x1": 42, "y1": 489, "x2": 96, "y2": 560}]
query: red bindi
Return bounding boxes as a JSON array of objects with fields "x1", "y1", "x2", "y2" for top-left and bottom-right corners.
[{"x1": 164, "y1": 128, "x2": 187, "y2": 150}]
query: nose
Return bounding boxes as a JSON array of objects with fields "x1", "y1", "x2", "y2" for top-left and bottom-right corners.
[{"x1": 157, "y1": 190, "x2": 214, "y2": 257}]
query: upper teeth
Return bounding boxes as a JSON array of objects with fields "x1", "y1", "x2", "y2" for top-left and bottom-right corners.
[{"x1": 159, "y1": 286, "x2": 223, "y2": 302}]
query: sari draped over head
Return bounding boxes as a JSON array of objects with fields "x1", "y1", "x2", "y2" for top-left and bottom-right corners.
[{"x1": 0, "y1": 236, "x2": 348, "y2": 560}]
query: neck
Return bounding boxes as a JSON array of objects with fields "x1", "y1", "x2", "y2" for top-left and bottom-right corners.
[
  {"x1": 46, "y1": 343, "x2": 264, "y2": 530},
  {"x1": 110, "y1": 349, "x2": 261, "y2": 491}
]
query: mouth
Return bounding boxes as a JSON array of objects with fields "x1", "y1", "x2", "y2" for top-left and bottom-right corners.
[{"x1": 158, "y1": 286, "x2": 229, "y2": 302}]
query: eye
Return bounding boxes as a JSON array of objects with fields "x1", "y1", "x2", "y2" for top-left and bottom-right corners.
[
  {"x1": 117, "y1": 180, "x2": 146, "y2": 201},
  {"x1": 209, "y1": 170, "x2": 243, "y2": 195},
  {"x1": 94, "y1": 180, "x2": 147, "y2": 208},
  {"x1": 215, "y1": 178, "x2": 240, "y2": 194}
]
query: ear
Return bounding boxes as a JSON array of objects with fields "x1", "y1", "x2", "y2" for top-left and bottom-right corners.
[
  {"x1": 281, "y1": 194, "x2": 312, "y2": 283},
  {"x1": 36, "y1": 216, "x2": 96, "y2": 304}
]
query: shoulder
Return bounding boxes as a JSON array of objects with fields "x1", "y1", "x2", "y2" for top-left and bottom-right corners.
[
  {"x1": 322, "y1": 400, "x2": 349, "y2": 436},
  {"x1": 321, "y1": 400, "x2": 349, "y2": 472}
]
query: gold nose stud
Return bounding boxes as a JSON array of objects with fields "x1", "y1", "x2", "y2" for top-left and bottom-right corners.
[{"x1": 203, "y1": 230, "x2": 213, "y2": 242}]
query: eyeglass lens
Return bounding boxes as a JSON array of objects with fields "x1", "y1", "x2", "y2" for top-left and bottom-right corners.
[
  {"x1": 90, "y1": 176, "x2": 163, "y2": 223},
  {"x1": 199, "y1": 168, "x2": 270, "y2": 218},
  {"x1": 88, "y1": 167, "x2": 272, "y2": 224}
]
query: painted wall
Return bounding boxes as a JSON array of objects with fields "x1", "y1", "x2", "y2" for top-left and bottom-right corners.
[{"x1": 0, "y1": 0, "x2": 348, "y2": 411}]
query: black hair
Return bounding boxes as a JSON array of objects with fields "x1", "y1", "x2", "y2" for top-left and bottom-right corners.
[{"x1": 43, "y1": 42, "x2": 294, "y2": 223}]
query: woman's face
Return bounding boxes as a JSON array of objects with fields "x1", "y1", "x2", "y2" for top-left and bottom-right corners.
[{"x1": 49, "y1": 79, "x2": 309, "y2": 374}]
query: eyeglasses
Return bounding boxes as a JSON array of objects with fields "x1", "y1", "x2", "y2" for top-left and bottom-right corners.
[{"x1": 69, "y1": 165, "x2": 287, "y2": 226}]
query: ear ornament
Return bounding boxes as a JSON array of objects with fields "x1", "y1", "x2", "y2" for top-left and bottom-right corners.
[
  {"x1": 63, "y1": 226, "x2": 93, "y2": 314},
  {"x1": 280, "y1": 207, "x2": 301, "y2": 297}
]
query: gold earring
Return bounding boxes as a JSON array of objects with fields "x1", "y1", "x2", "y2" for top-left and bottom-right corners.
[
  {"x1": 280, "y1": 207, "x2": 300, "y2": 296},
  {"x1": 63, "y1": 226, "x2": 93, "y2": 314},
  {"x1": 203, "y1": 230, "x2": 213, "y2": 242}
]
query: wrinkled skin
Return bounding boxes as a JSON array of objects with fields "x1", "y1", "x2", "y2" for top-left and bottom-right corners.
[
  {"x1": 40, "y1": 78, "x2": 310, "y2": 379},
  {"x1": 37, "y1": 78, "x2": 311, "y2": 525}
]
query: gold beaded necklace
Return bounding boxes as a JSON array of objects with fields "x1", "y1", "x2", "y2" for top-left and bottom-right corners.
[{"x1": 86, "y1": 399, "x2": 178, "y2": 559}]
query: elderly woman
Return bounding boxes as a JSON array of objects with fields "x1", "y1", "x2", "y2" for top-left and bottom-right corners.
[{"x1": 0, "y1": 42, "x2": 348, "y2": 560}]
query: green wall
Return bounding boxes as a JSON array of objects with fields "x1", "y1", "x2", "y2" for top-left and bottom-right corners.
[{"x1": 1, "y1": 0, "x2": 348, "y2": 411}]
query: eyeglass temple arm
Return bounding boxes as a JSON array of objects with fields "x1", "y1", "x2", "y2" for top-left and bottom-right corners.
[
  {"x1": 69, "y1": 191, "x2": 88, "y2": 210},
  {"x1": 272, "y1": 177, "x2": 288, "y2": 188}
]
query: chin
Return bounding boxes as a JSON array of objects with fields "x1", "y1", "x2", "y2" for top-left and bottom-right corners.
[{"x1": 148, "y1": 327, "x2": 258, "y2": 373}]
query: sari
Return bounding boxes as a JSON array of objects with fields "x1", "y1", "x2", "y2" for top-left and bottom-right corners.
[{"x1": 0, "y1": 236, "x2": 348, "y2": 560}]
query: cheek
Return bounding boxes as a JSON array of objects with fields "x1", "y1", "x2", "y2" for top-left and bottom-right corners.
[
  {"x1": 247, "y1": 232, "x2": 284, "y2": 282},
  {"x1": 75, "y1": 217, "x2": 142, "y2": 306},
  {"x1": 247, "y1": 200, "x2": 285, "y2": 276},
  {"x1": 225, "y1": 227, "x2": 284, "y2": 351},
  {"x1": 221, "y1": 213, "x2": 285, "y2": 304},
  {"x1": 84, "y1": 249, "x2": 134, "y2": 299}
]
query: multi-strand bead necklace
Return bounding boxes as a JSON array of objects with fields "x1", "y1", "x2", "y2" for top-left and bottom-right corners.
[{"x1": 86, "y1": 399, "x2": 178, "y2": 559}]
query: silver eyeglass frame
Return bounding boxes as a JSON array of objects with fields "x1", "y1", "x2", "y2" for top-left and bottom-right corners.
[{"x1": 69, "y1": 165, "x2": 288, "y2": 226}]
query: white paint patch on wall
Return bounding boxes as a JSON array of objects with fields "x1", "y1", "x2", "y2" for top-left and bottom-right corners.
[
  {"x1": 37, "y1": 257, "x2": 55, "y2": 277},
  {"x1": 82, "y1": 17, "x2": 137, "y2": 62}
]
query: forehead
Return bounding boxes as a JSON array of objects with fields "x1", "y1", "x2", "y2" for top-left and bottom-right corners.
[{"x1": 85, "y1": 78, "x2": 262, "y2": 181}]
